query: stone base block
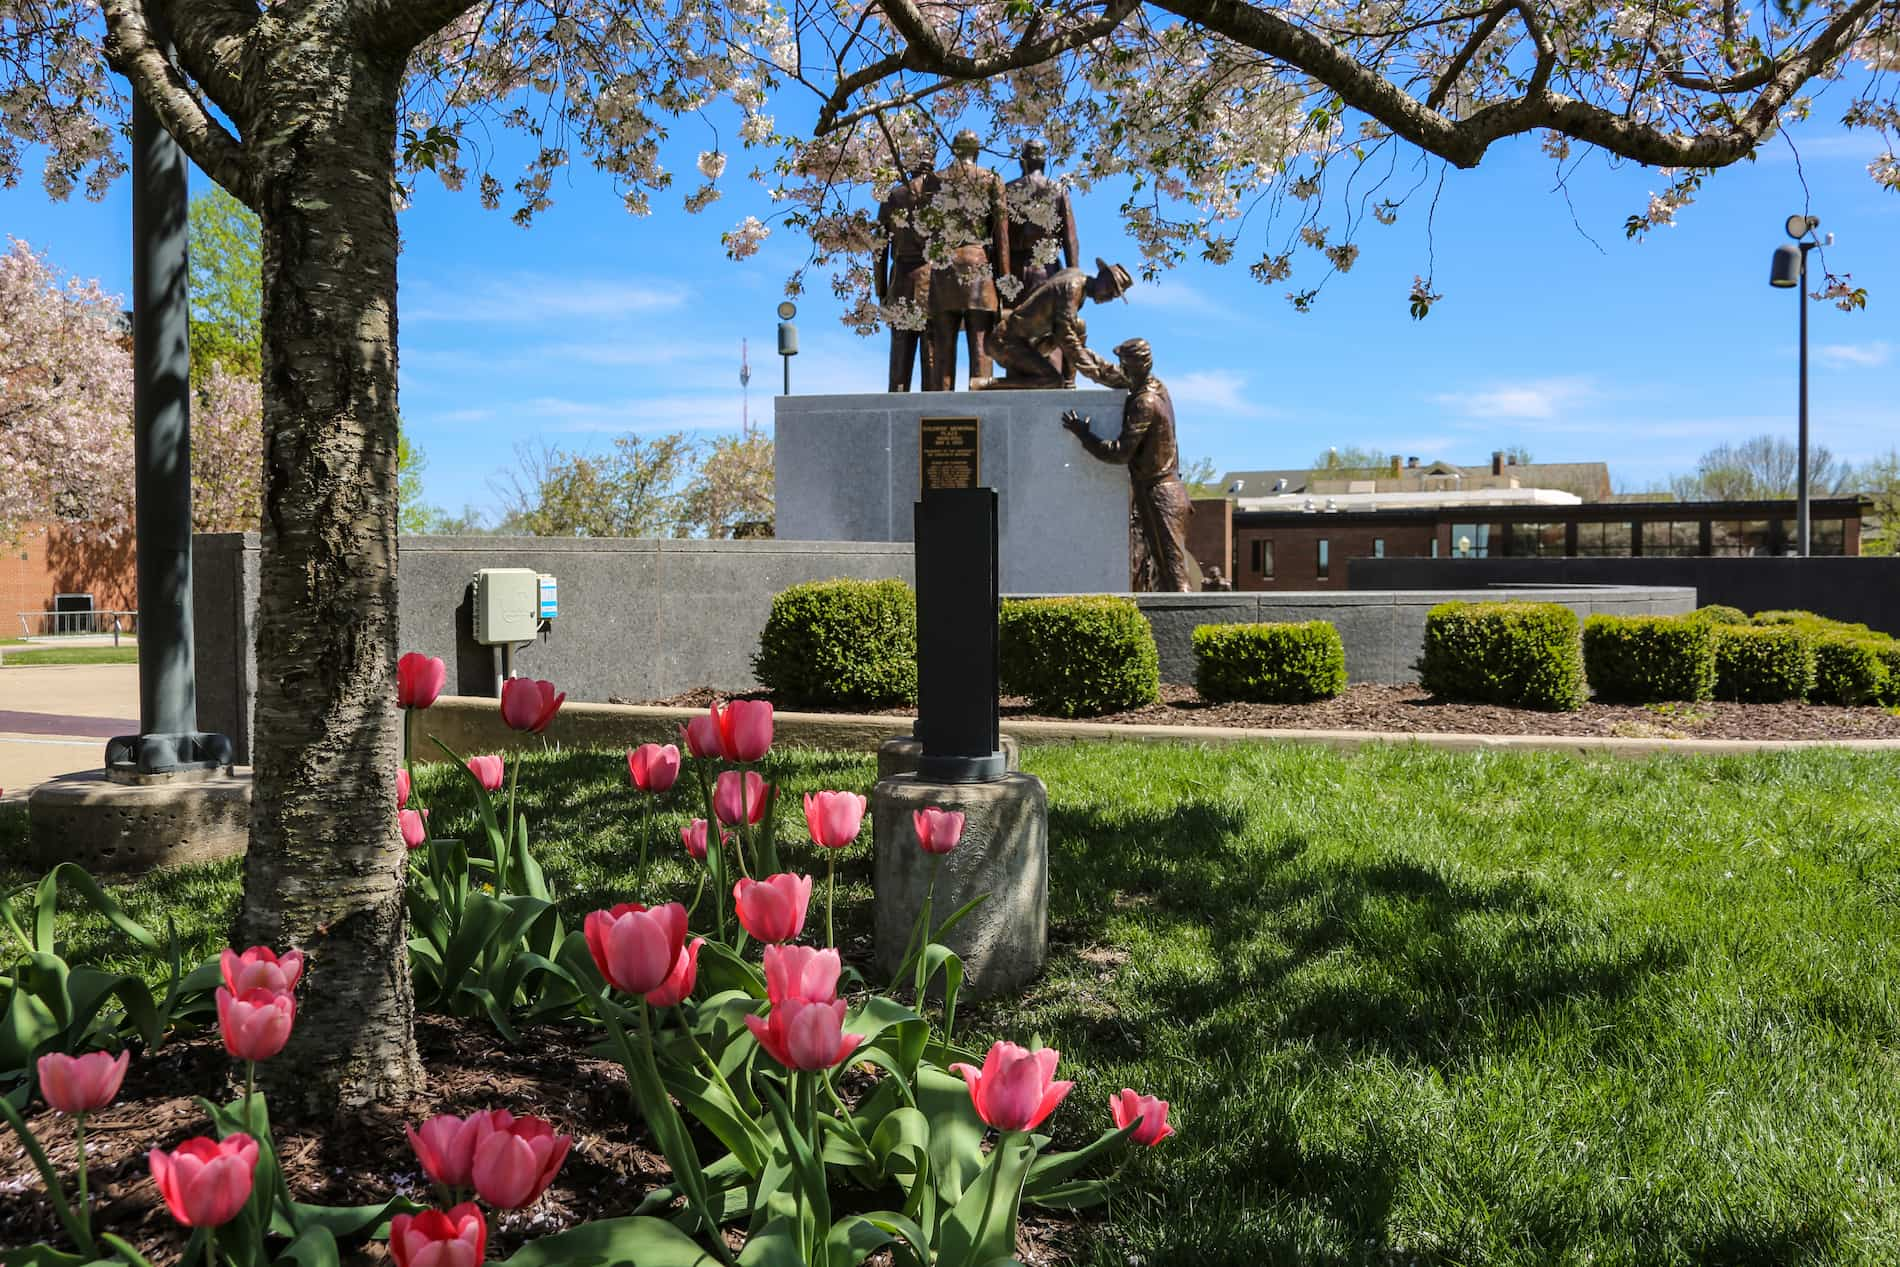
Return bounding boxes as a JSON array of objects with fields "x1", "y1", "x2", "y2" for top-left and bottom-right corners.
[
  {"x1": 876, "y1": 735, "x2": 1021, "y2": 780},
  {"x1": 27, "y1": 768, "x2": 253, "y2": 873},
  {"x1": 871, "y1": 772, "x2": 1047, "y2": 999}
]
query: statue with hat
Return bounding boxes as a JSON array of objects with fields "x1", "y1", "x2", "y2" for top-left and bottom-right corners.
[
  {"x1": 1004, "y1": 138, "x2": 1079, "y2": 298},
  {"x1": 922, "y1": 129, "x2": 1010, "y2": 391},
  {"x1": 970, "y1": 258, "x2": 1133, "y2": 391},
  {"x1": 875, "y1": 155, "x2": 936, "y2": 392},
  {"x1": 1060, "y1": 338, "x2": 1199, "y2": 593}
]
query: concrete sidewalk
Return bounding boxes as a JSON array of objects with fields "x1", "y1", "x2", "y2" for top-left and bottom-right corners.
[{"x1": 0, "y1": 664, "x2": 138, "y2": 797}]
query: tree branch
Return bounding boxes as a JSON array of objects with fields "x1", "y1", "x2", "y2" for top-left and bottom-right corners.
[
  {"x1": 149, "y1": 0, "x2": 260, "y2": 119},
  {"x1": 1426, "y1": 0, "x2": 1510, "y2": 110},
  {"x1": 100, "y1": 0, "x2": 258, "y2": 203},
  {"x1": 350, "y1": 0, "x2": 483, "y2": 56}
]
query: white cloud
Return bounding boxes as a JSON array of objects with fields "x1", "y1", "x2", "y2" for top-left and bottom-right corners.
[
  {"x1": 1127, "y1": 280, "x2": 1219, "y2": 314},
  {"x1": 1433, "y1": 376, "x2": 1596, "y2": 420},
  {"x1": 405, "y1": 273, "x2": 688, "y2": 323},
  {"x1": 1818, "y1": 341, "x2": 1891, "y2": 369},
  {"x1": 1167, "y1": 370, "x2": 1281, "y2": 420}
]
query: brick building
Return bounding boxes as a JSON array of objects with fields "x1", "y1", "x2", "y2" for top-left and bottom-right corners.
[{"x1": 0, "y1": 522, "x2": 138, "y2": 635}]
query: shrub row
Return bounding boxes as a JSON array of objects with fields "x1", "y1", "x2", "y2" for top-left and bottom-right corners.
[
  {"x1": 1193, "y1": 621, "x2": 1347, "y2": 704},
  {"x1": 1418, "y1": 601, "x2": 1589, "y2": 711},
  {"x1": 1582, "y1": 615, "x2": 1718, "y2": 703},
  {"x1": 998, "y1": 596, "x2": 1161, "y2": 717},
  {"x1": 1582, "y1": 607, "x2": 1900, "y2": 705}
]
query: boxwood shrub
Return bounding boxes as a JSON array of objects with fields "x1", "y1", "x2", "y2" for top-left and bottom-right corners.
[
  {"x1": 999, "y1": 596, "x2": 1159, "y2": 717},
  {"x1": 1193, "y1": 621, "x2": 1347, "y2": 704},
  {"x1": 1711, "y1": 625, "x2": 1816, "y2": 703},
  {"x1": 1418, "y1": 601, "x2": 1587, "y2": 711},
  {"x1": 1690, "y1": 605, "x2": 1748, "y2": 626},
  {"x1": 1582, "y1": 614, "x2": 1716, "y2": 703},
  {"x1": 752, "y1": 578, "x2": 917, "y2": 707},
  {"x1": 1810, "y1": 634, "x2": 1896, "y2": 706}
]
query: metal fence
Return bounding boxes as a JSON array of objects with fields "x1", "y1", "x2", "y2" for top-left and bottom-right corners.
[{"x1": 15, "y1": 610, "x2": 140, "y2": 639}]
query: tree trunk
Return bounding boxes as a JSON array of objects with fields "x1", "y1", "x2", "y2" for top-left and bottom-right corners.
[{"x1": 236, "y1": 11, "x2": 421, "y2": 1115}]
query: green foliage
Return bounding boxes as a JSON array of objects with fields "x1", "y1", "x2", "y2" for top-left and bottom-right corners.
[
  {"x1": 1811, "y1": 635, "x2": 1896, "y2": 706},
  {"x1": 1581, "y1": 615, "x2": 1716, "y2": 703},
  {"x1": 1418, "y1": 601, "x2": 1588, "y2": 711},
  {"x1": 1689, "y1": 604, "x2": 1748, "y2": 626},
  {"x1": 1712, "y1": 625, "x2": 1817, "y2": 702},
  {"x1": 1193, "y1": 621, "x2": 1347, "y2": 704},
  {"x1": 186, "y1": 187, "x2": 261, "y2": 380},
  {"x1": 753, "y1": 579, "x2": 917, "y2": 707},
  {"x1": 497, "y1": 434, "x2": 699, "y2": 538},
  {"x1": 999, "y1": 596, "x2": 1160, "y2": 717}
]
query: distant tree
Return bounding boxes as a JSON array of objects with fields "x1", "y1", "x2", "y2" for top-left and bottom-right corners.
[
  {"x1": 187, "y1": 187, "x2": 261, "y2": 380},
  {"x1": 192, "y1": 366, "x2": 263, "y2": 534},
  {"x1": 1669, "y1": 435, "x2": 1857, "y2": 501},
  {"x1": 681, "y1": 432, "x2": 774, "y2": 539},
  {"x1": 1857, "y1": 450, "x2": 1900, "y2": 557},
  {"x1": 1312, "y1": 445, "x2": 1390, "y2": 471},
  {"x1": 1181, "y1": 455, "x2": 1222, "y2": 497},
  {"x1": 495, "y1": 434, "x2": 698, "y2": 538},
  {"x1": 397, "y1": 431, "x2": 436, "y2": 534}
]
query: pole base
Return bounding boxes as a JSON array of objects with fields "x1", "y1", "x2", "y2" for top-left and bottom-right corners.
[{"x1": 105, "y1": 731, "x2": 235, "y2": 777}]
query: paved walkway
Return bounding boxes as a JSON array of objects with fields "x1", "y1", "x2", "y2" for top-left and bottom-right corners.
[{"x1": 0, "y1": 664, "x2": 138, "y2": 799}]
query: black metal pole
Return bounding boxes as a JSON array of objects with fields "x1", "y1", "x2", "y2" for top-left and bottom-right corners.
[{"x1": 1796, "y1": 242, "x2": 1813, "y2": 557}]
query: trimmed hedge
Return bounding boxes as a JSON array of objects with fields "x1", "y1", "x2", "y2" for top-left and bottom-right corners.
[
  {"x1": 1193, "y1": 621, "x2": 1347, "y2": 704},
  {"x1": 1810, "y1": 634, "x2": 1895, "y2": 706},
  {"x1": 1712, "y1": 625, "x2": 1816, "y2": 703},
  {"x1": 1691, "y1": 605, "x2": 1749, "y2": 626},
  {"x1": 1418, "y1": 601, "x2": 1588, "y2": 712},
  {"x1": 1582, "y1": 615, "x2": 1716, "y2": 703},
  {"x1": 999, "y1": 596, "x2": 1159, "y2": 717},
  {"x1": 752, "y1": 578, "x2": 917, "y2": 707}
]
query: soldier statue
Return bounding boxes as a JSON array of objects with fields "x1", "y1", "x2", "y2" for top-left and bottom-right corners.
[
  {"x1": 970, "y1": 258, "x2": 1131, "y2": 390},
  {"x1": 875, "y1": 161, "x2": 936, "y2": 392},
  {"x1": 923, "y1": 129, "x2": 1009, "y2": 391},
  {"x1": 1004, "y1": 139, "x2": 1079, "y2": 299},
  {"x1": 1061, "y1": 338, "x2": 1198, "y2": 593}
]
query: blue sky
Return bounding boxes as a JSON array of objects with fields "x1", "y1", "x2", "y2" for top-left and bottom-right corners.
[{"x1": 3, "y1": 79, "x2": 1895, "y2": 519}]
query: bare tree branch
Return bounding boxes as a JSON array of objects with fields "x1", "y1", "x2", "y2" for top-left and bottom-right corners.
[{"x1": 1426, "y1": 0, "x2": 1510, "y2": 110}]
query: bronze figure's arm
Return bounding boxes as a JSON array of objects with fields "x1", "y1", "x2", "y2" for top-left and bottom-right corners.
[
  {"x1": 1059, "y1": 188, "x2": 1079, "y2": 270},
  {"x1": 1072, "y1": 344, "x2": 1127, "y2": 388},
  {"x1": 1062, "y1": 399, "x2": 1151, "y2": 465},
  {"x1": 991, "y1": 174, "x2": 1011, "y2": 294}
]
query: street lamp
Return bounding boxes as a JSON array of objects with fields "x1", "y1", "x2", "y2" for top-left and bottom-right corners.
[
  {"x1": 776, "y1": 301, "x2": 798, "y2": 395},
  {"x1": 1768, "y1": 213, "x2": 1830, "y2": 556}
]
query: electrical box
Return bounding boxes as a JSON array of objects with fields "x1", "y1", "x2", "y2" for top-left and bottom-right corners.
[{"x1": 474, "y1": 568, "x2": 553, "y2": 645}]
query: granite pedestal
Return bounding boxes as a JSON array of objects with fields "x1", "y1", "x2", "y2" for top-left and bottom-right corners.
[
  {"x1": 28, "y1": 767, "x2": 252, "y2": 872},
  {"x1": 876, "y1": 735, "x2": 1020, "y2": 780}
]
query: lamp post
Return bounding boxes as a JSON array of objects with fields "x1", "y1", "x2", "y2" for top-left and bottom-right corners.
[
  {"x1": 776, "y1": 301, "x2": 798, "y2": 395},
  {"x1": 1768, "y1": 213, "x2": 1827, "y2": 556}
]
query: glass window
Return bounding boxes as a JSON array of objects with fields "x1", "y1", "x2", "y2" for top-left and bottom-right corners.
[
  {"x1": 1450, "y1": 523, "x2": 1491, "y2": 558},
  {"x1": 1250, "y1": 538, "x2": 1275, "y2": 579},
  {"x1": 1577, "y1": 521, "x2": 1634, "y2": 557},
  {"x1": 1501, "y1": 523, "x2": 1564, "y2": 558},
  {"x1": 1645, "y1": 520, "x2": 1702, "y2": 557},
  {"x1": 1373, "y1": 538, "x2": 1385, "y2": 559},
  {"x1": 1780, "y1": 518, "x2": 1848, "y2": 556},
  {"x1": 1318, "y1": 539, "x2": 1330, "y2": 579},
  {"x1": 1712, "y1": 520, "x2": 1773, "y2": 557}
]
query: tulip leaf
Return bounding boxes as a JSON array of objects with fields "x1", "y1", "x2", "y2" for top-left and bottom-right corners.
[
  {"x1": 935, "y1": 1131, "x2": 1036, "y2": 1267},
  {"x1": 734, "y1": 1216, "x2": 803, "y2": 1267},
  {"x1": 501, "y1": 1215, "x2": 721, "y2": 1267},
  {"x1": 697, "y1": 941, "x2": 766, "y2": 1000},
  {"x1": 824, "y1": 1211, "x2": 932, "y2": 1267},
  {"x1": 0, "y1": 1244, "x2": 95, "y2": 1267},
  {"x1": 271, "y1": 1224, "x2": 339, "y2": 1267},
  {"x1": 272, "y1": 1195, "x2": 420, "y2": 1241},
  {"x1": 760, "y1": 1078, "x2": 831, "y2": 1234},
  {"x1": 916, "y1": 1066, "x2": 986, "y2": 1207}
]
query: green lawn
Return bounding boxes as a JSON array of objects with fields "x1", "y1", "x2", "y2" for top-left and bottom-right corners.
[
  {"x1": 0, "y1": 645, "x2": 139, "y2": 667},
  {"x1": 8, "y1": 742, "x2": 1900, "y2": 1265}
]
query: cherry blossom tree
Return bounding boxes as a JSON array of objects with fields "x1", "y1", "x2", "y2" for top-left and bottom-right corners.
[{"x1": 1, "y1": 0, "x2": 1888, "y2": 1111}]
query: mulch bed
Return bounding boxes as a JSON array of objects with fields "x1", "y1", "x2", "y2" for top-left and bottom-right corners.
[
  {"x1": 2, "y1": 1017, "x2": 1078, "y2": 1263},
  {"x1": 631, "y1": 684, "x2": 1900, "y2": 742}
]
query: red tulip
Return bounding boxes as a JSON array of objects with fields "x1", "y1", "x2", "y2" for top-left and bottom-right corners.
[
  {"x1": 913, "y1": 807, "x2": 966, "y2": 855},
  {"x1": 644, "y1": 937, "x2": 704, "y2": 1008},
  {"x1": 680, "y1": 818, "x2": 726, "y2": 861},
  {"x1": 466, "y1": 754, "x2": 505, "y2": 792},
  {"x1": 950, "y1": 1041, "x2": 1073, "y2": 1133},
  {"x1": 400, "y1": 808, "x2": 429, "y2": 849},
  {"x1": 36, "y1": 1050, "x2": 128, "y2": 1114},
  {"x1": 711, "y1": 700, "x2": 773, "y2": 762},
  {"x1": 679, "y1": 714, "x2": 721, "y2": 759},
  {"x1": 220, "y1": 946, "x2": 304, "y2": 997},
  {"x1": 803, "y1": 791, "x2": 867, "y2": 850},
  {"x1": 761, "y1": 944, "x2": 840, "y2": 1005},
  {"x1": 732, "y1": 873, "x2": 810, "y2": 944},
  {"x1": 149, "y1": 1134, "x2": 258, "y2": 1228},
  {"x1": 500, "y1": 678, "x2": 564, "y2": 733},
  {"x1": 398, "y1": 653, "x2": 447, "y2": 710},
  {"x1": 471, "y1": 1114, "x2": 571, "y2": 1209},
  {"x1": 407, "y1": 1111, "x2": 492, "y2": 1189},
  {"x1": 745, "y1": 998, "x2": 863, "y2": 1071},
  {"x1": 627, "y1": 743, "x2": 681, "y2": 793},
  {"x1": 216, "y1": 987, "x2": 295, "y2": 1062},
  {"x1": 713, "y1": 770, "x2": 768, "y2": 826},
  {"x1": 583, "y1": 902, "x2": 689, "y2": 996},
  {"x1": 389, "y1": 1204, "x2": 486, "y2": 1267},
  {"x1": 398, "y1": 768, "x2": 412, "y2": 809},
  {"x1": 1109, "y1": 1088, "x2": 1175, "y2": 1147}
]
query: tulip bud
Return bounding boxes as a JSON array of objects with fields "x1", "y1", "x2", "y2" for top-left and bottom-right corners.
[
  {"x1": 36, "y1": 1050, "x2": 128, "y2": 1115},
  {"x1": 150, "y1": 1134, "x2": 259, "y2": 1228},
  {"x1": 803, "y1": 790, "x2": 867, "y2": 849},
  {"x1": 500, "y1": 678, "x2": 564, "y2": 733},
  {"x1": 732, "y1": 873, "x2": 811, "y2": 944},
  {"x1": 1109, "y1": 1088, "x2": 1175, "y2": 1147},
  {"x1": 711, "y1": 699, "x2": 774, "y2": 762},
  {"x1": 466, "y1": 754, "x2": 505, "y2": 792},
  {"x1": 951, "y1": 1041, "x2": 1073, "y2": 1133},
  {"x1": 583, "y1": 902, "x2": 690, "y2": 996},
  {"x1": 389, "y1": 1204, "x2": 486, "y2": 1267},
  {"x1": 627, "y1": 743, "x2": 681, "y2": 793},
  {"x1": 220, "y1": 946, "x2": 304, "y2": 997},
  {"x1": 397, "y1": 653, "x2": 447, "y2": 710},
  {"x1": 713, "y1": 770, "x2": 768, "y2": 826},
  {"x1": 216, "y1": 987, "x2": 296, "y2": 1062},
  {"x1": 470, "y1": 1115, "x2": 571, "y2": 1209}
]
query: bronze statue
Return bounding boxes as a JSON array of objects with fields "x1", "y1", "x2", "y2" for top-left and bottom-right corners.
[
  {"x1": 1060, "y1": 338, "x2": 1198, "y2": 593},
  {"x1": 923, "y1": 129, "x2": 1009, "y2": 391},
  {"x1": 1004, "y1": 139, "x2": 1078, "y2": 299},
  {"x1": 970, "y1": 258, "x2": 1132, "y2": 390},
  {"x1": 875, "y1": 164, "x2": 936, "y2": 392}
]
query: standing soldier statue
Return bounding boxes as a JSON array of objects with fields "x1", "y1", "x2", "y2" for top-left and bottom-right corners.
[
  {"x1": 875, "y1": 160, "x2": 935, "y2": 392},
  {"x1": 1061, "y1": 338, "x2": 1198, "y2": 593},
  {"x1": 923, "y1": 129, "x2": 1009, "y2": 391},
  {"x1": 1004, "y1": 139, "x2": 1079, "y2": 300}
]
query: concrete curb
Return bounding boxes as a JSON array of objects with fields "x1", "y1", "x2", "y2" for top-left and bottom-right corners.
[{"x1": 423, "y1": 696, "x2": 1900, "y2": 761}]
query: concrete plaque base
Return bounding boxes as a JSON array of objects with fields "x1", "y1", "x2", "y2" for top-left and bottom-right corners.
[
  {"x1": 27, "y1": 767, "x2": 252, "y2": 873},
  {"x1": 876, "y1": 735, "x2": 1021, "y2": 780},
  {"x1": 871, "y1": 771, "x2": 1048, "y2": 999}
]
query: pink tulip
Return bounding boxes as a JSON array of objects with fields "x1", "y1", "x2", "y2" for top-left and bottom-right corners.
[
  {"x1": 398, "y1": 768, "x2": 412, "y2": 809},
  {"x1": 220, "y1": 946, "x2": 304, "y2": 997},
  {"x1": 466, "y1": 754, "x2": 505, "y2": 792},
  {"x1": 36, "y1": 1050, "x2": 128, "y2": 1114},
  {"x1": 803, "y1": 791, "x2": 867, "y2": 850},
  {"x1": 644, "y1": 937, "x2": 704, "y2": 1008},
  {"x1": 389, "y1": 1204, "x2": 486, "y2": 1267},
  {"x1": 627, "y1": 743, "x2": 681, "y2": 793},
  {"x1": 400, "y1": 808, "x2": 429, "y2": 849},
  {"x1": 216, "y1": 987, "x2": 295, "y2": 1062},
  {"x1": 583, "y1": 902, "x2": 689, "y2": 996},
  {"x1": 679, "y1": 714, "x2": 721, "y2": 759},
  {"x1": 761, "y1": 944, "x2": 841, "y2": 1005},
  {"x1": 950, "y1": 1041, "x2": 1073, "y2": 1133},
  {"x1": 913, "y1": 807, "x2": 966, "y2": 855},
  {"x1": 149, "y1": 1133, "x2": 258, "y2": 1228},
  {"x1": 733, "y1": 873, "x2": 811, "y2": 944},
  {"x1": 398, "y1": 653, "x2": 447, "y2": 710},
  {"x1": 713, "y1": 770, "x2": 768, "y2": 826},
  {"x1": 407, "y1": 1111, "x2": 493, "y2": 1189},
  {"x1": 471, "y1": 1114, "x2": 571, "y2": 1209},
  {"x1": 680, "y1": 818, "x2": 725, "y2": 862},
  {"x1": 711, "y1": 700, "x2": 774, "y2": 762},
  {"x1": 1109, "y1": 1088, "x2": 1175, "y2": 1147},
  {"x1": 500, "y1": 677, "x2": 564, "y2": 733},
  {"x1": 745, "y1": 998, "x2": 863, "y2": 1071}
]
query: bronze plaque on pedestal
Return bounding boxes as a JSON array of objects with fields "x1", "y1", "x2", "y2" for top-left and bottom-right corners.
[{"x1": 920, "y1": 417, "x2": 981, "y2": 493}]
